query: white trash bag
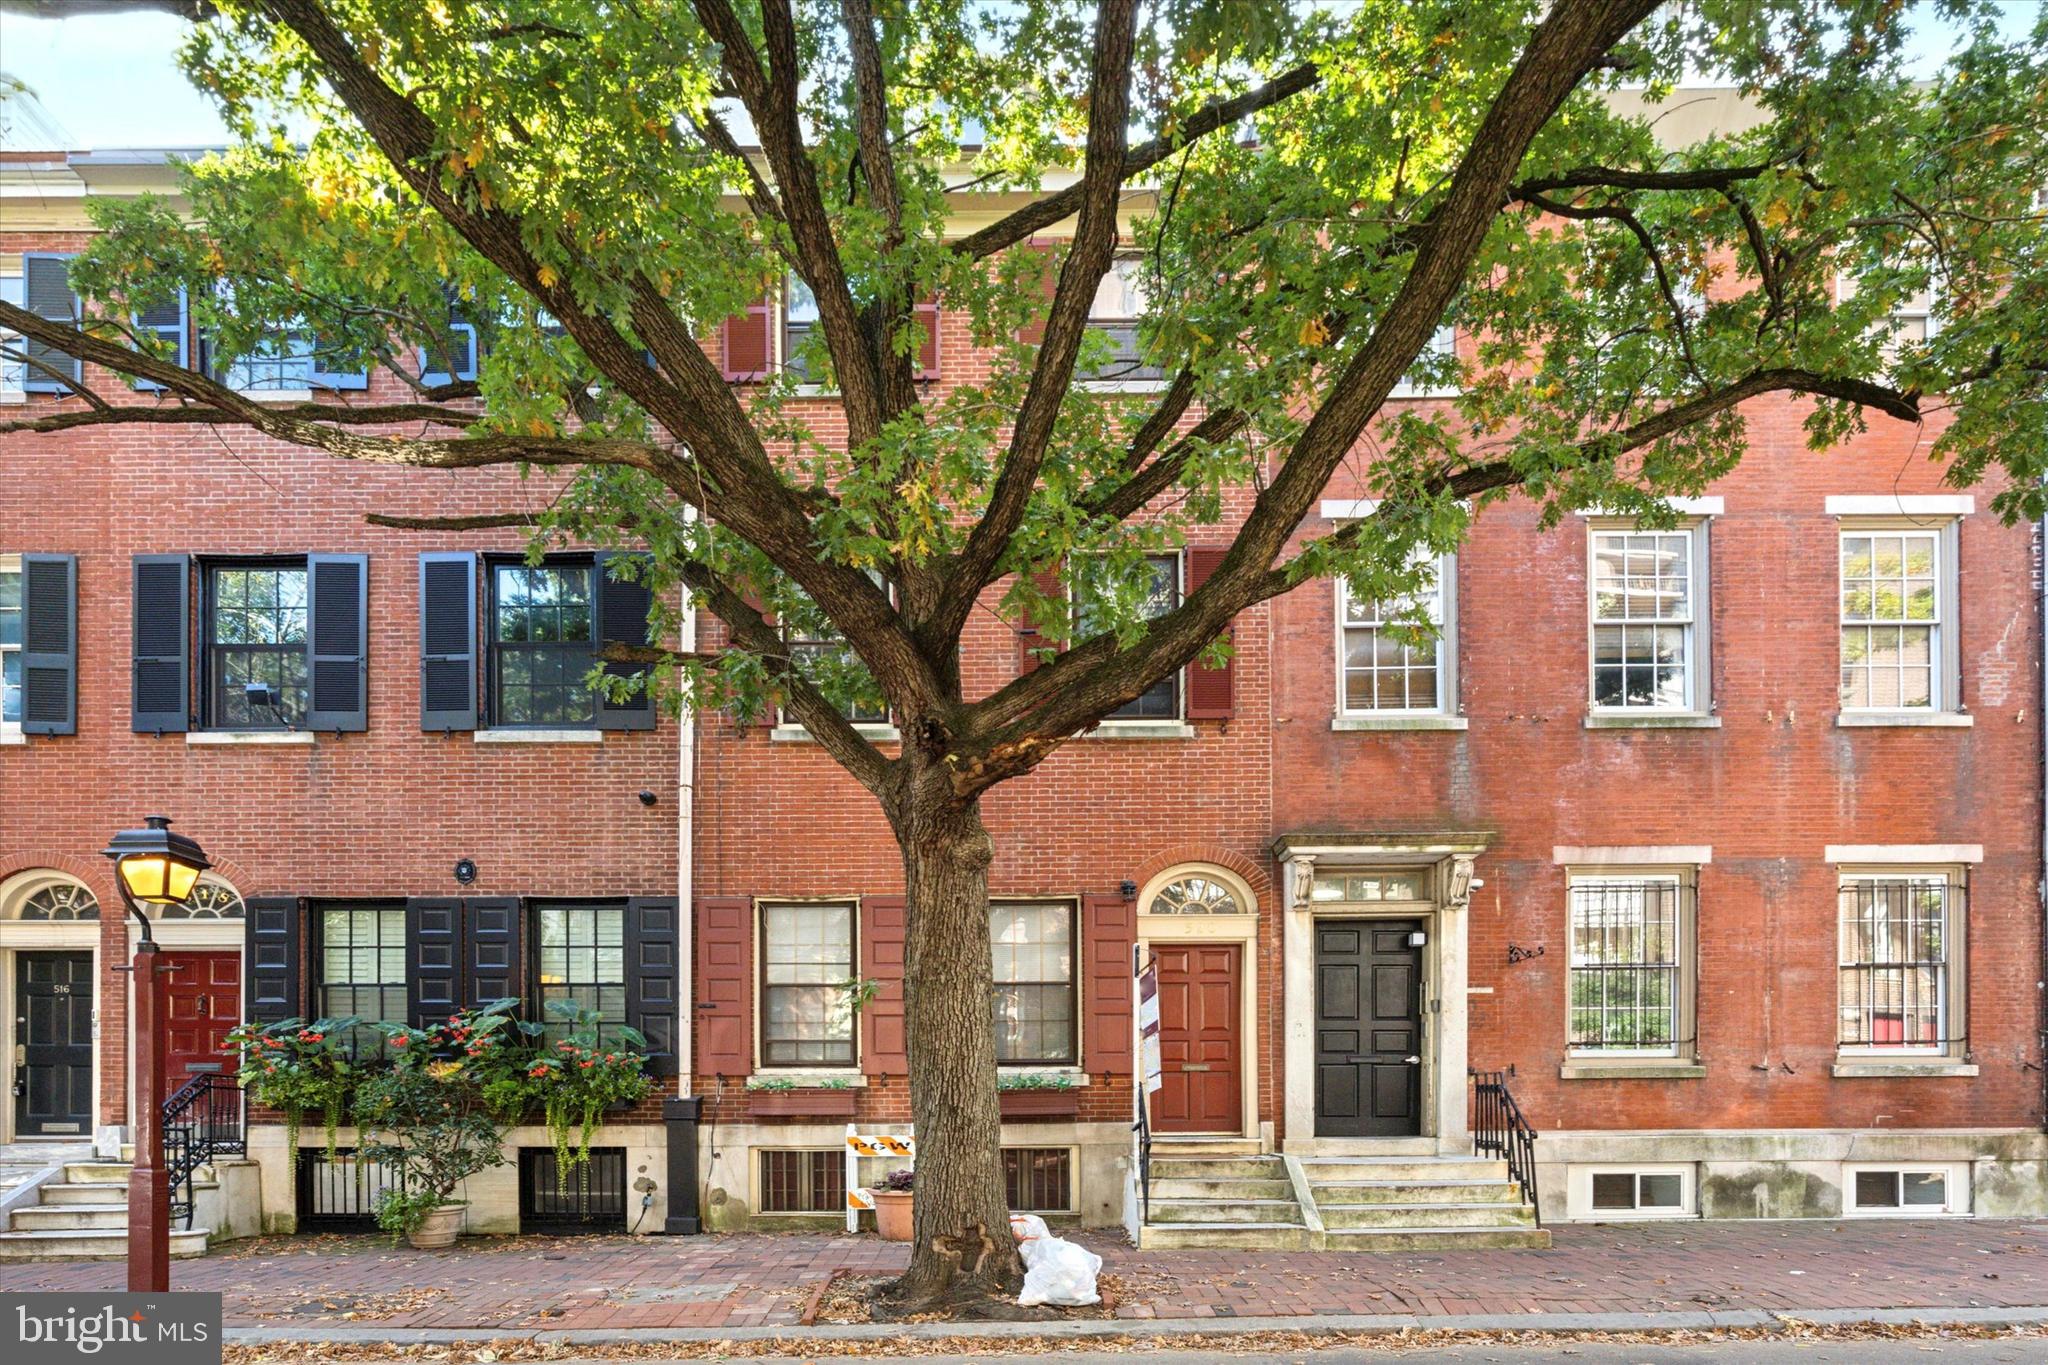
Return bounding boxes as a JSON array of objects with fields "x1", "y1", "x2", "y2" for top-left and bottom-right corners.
[{"x1": 1009, "y1": 1212, "x2": 1102, "y2": 1307}]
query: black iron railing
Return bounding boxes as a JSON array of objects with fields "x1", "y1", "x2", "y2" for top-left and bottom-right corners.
[
  {"x1": 1133, "y1": 1080, "x2": 1153, "y2": 1229},
  {"x1": 1469, "y1": 1068, "x2": 1539, "y2": 1223},
  {"x1": 162, "y1": 1073, "x2": 245, "y2": 1229}
]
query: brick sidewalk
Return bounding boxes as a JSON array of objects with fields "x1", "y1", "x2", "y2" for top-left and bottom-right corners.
[{"x1": 2, "y1": 1221, "x2": 2045, "y2": 1332}]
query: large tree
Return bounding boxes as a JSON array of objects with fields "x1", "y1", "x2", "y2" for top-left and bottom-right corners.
[{"x1": 5, "y1": 0, "x2": 2047, "y2": 1306}]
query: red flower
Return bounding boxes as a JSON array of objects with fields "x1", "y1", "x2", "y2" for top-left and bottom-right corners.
[
  {"x1": 528, "y1": 1066, "x2": 549, "y2": 1078},
  {"x1": 305, "y1": 1033, "x2": 324, "y2": 1043},
  {"x1": 391, "y1": 1035, "x2": 410, "y2": 1048},
  {"x1": 579, "y1": 1059, "x2": 595, "y2": 1069}
]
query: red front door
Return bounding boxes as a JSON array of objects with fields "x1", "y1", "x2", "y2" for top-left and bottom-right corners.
[
  {"x1": 163, "y1": 952, "x2": 241, "y2": 1102},
  {"x1": 1151, "y1": 942, "x2": 1242, "y2": 1133}
]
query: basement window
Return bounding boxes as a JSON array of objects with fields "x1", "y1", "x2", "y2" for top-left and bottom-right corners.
[
  {"x1": 1003, "y1": 1147, "x2": 1074, "y2": 1213},
  {"x1": 1570, "y1": 1165, "x2": 1693, "y2": 1220},
  {"x1": 758, "y1": 1149, "x2": 845, "y2": 1214},
  {"x1": 1847, "y1": 1165, "x2": 1964, "y2": 1216}
]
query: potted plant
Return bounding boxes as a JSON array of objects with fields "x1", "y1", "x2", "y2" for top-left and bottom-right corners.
[
  {"x1": 521, "y1": 1003, "x2": 652, "y2": 1181},
  {"x1": 871, "y1": 1166, "x2": 914, "y2": 1241},
  {"x1": 746, "y1": 1075, "x2": 858, "y2": 1117},
  {"x1": 353, "y1": 1018, "x2": 513, "y2": 1248},
  {"x1": 998, "y1": 1070, "x2": 1080, "y2": 1118},
  {"x1": 226, "y1": 1017, "x2": 360, "y2": 1174}
]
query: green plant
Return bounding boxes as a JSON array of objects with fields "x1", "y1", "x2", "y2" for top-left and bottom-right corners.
[
  {"x1": 996, "y1": 1071, "x2": 1076, "y2": 1092},
  {"x1": 745, "y1": 1076, "x2": 797, "y2": 1092},
  {"x1": 227, "y1": 1017, "x2": 359, "y2": 1173},
  {"x1": 524, "y1": 1002, "x2": 651, "y2": 1181},
  {"x1": 842, "y1": 977, "x2": 883, "y2": 1014},
  {"x1": 353, "y1": 1033, "x2": 510, "y2": 1243}
]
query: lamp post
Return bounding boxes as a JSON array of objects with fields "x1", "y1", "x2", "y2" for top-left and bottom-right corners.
[{"x1": 102, "y1": 815, "x2": 211, "y2": 1293}]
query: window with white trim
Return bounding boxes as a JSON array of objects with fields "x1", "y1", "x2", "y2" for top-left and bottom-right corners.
[
  {"x1": 991, "y1": 901, "x2": 1075, "y2": 1065},
  {"x1": 1589, "y1": 525, "x2": 1707, "y2": 713},
  {"x1": 782, "y1": 272, "x2": 820, "y2": 382},
  {"x1": 1389, "y1": 324, "x2": 1458, "y2": 397},
  {"x1": 0, "y1": 554, "x2": 20, "y2": 736},
  {"x1": 760, "y1": 902, "x2": 857, "y2": 1067},
  {"x1": 0, "y1": 274, "x2": 27, "y2": 398},
  {"x1": 1083, "y1": 256, "x2": 1164, "y2": 381},
  {"x1": 1567, "y1": 873, "x2": 1692, "y2": 1057},
  {"x1": 1837, "y1": 873, "x2": 1961, "y2": 1054},
  {"x1": 1846, "y1": 1165, "x2": 1965, "y2": 1216},
  {"x1": 1338, "y1": 554, "x2": 1454, "y2": 715},
  {"x1": 1577, "y1": 1166, "x2": 1692, "y2": 1219},
  {"x1": 1839, "y1": 527, "x2": 1954, "y2": 712}
]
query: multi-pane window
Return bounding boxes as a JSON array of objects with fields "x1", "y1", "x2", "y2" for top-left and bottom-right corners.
[
  {"x1": 1084, "y1": 257, "x2": 1164, "y2": 381},
  {"x1": 1590, "y1": 530, "x2": 1696, "y2": 711},
  {"x1": 761, "y1": 902, "x2": 857, "y2": 1066},
  {"x1": 0, "y1": 555, "x2": 20, "y2": 731},
  {"x1": 216, "y1": 329, "x2": 319, "y2": 392},
  {"x1": 1840, "y1": 531, "x2": 1941, "y2": 710},
  {"x1": 991, "y1": 902, "x2": 1076, "y2": 1065},
  {"x1": 205, "y1": 563, "x2": 309, "y2": 728},
  {"x1": 1390, "y1": 324, "x2": 1458, "y2": 396},
  {"x1": 1075, "y1": 554, "x2": 1179, "y2": 720},
  {"x1": 780, "y1": 587, "x2": 888, "y2": 726},
  {"x1": 317, "y1": 904, "x2": 407, "y2": 1056},
  {"x1": 533, "y1": 902, "x2": 627, "y2": 1041},
  {"x1": 783, "y1": 273, "x2": 820, "y2": 381},
  {"x1": 1851, "y1": 1168, "x2": 1954, "y2": 1214},
  {"x1": 1838, "y1": 876, "x2": 1953, "y2": 1051},
  {"x1": 491, "y1": 560, "x2": 597, "y2": 726},
  {"x1": 1590, "y1": 1170, "x2": 1687, "y2": 1215},
  {"x1": 0, "y1": 275, "x2": 26, "y2": 394},
  {"x1": 1568, "y1": 878, "x2": 1682, "y2": 1055},
  {"x1": 1339, "y1": 557, "x2": 1448, "y2": 713},
  {"x1": 759, "y1": 1149, "x2": 845, "y2": 1213}
]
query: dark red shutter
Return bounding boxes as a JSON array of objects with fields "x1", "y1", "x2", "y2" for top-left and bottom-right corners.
[
  {"x1": 914, "y1": 301, "x2": 941, "y2": 379},
  {"x1": 1183, "y1": 545, "x2": 1236, "y2": 719},
  {"x1": 860, "y1": 895, "x2": 908, "y2": 1076},
  {"x1": 1081, "y1": 891, "x2": 1136, "y2": 1076},
  {"x1": 694, "y1": 895, "x2": 754, "y2": 1077},
  {"x1": 721, "y1": 298, "x2": 772, "y2": 380},
  {"x1": 1017, "y1": 567, "x2": 1065, "y2": 675},
  {"x1": 1017, "y1": 238, "x2": 1060, "y2": 345}
]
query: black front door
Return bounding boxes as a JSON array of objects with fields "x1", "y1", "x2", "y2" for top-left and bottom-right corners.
[
  {"x1": 16, "y1": 951, "x2": 94, "y2": 1137},
  {"x1": 1315, "y1": 919, "x2": 1423, "y2": 1138}
]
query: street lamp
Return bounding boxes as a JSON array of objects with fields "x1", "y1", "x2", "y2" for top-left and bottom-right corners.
[{"x1": 102, "y1": 815, "x2": 211, "y2": 1293}]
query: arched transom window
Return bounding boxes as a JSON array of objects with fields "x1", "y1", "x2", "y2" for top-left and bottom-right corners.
[
  {"x1": 162, "y1": 880, "x2": 245, "y2": 921},
  {"x1": 1149, "y1": 875, "x2": 1241, "y2": 916},
  {"x1": 18, "y1": 882, "x2": 100, "y2": 921}
]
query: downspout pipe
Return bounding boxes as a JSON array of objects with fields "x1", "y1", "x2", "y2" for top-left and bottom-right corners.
[{"x1": 2038, "y1": 506, "x2": 2047, "y2": 1133}]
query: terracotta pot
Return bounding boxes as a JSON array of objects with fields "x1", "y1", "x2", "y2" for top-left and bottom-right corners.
[
  {"x1": 872, "y1": 1189, "x2": 914, "y2": 1242},
  {"x1": 406, "y1": 1201, "x2": 466, "y2": 1250},
  {"x1": 749, "y1": 1088, "x2": 859, "y2": 1118},
  {"x1": 1000, "y1": 1088, "x2": 1079, "y2": 1119}
]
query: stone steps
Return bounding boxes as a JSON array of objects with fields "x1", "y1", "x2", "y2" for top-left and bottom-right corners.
[
  {"x1": 0, "y1": 1227, "x2": 212, "y2": 1261},
  {"x1": 1314, "y1": 1179, "x2": 1524, "y2": 1205},
  {"x1": 0, "y1": 1160, "x2": 219, "y2": 1261},
  {"x1": 1150, "y1": 1177, "x2": 1295, "y2": 1200},
  {"x1": 1319, "y1": 1200, "x2": 1537, "y2": 1230},
  {"x1": 1148, "y1": 1156, "x2": 1288, "y2": 1181},
  {"x1": 1321, "y1": 1224, "x2": 1551, "y2": 1251},
  {"x1": 12, "y1": 1203, "x2": 129, "y2": 1230},
  {"x1": 1147, "y1": 1197, "x2": 1303, "y2": 1225},
  {"x1": 1297, "y1": 1155, "x2": 1511, "y2": 1183},
  {"x1": 1138, "y1": 1221, "x2": 1314, "y2": 1251}
]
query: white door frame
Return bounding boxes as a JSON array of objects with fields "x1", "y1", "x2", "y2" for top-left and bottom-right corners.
[{"x1": 1133, "y1": 864, "x2": 1261, "y2": 1142}]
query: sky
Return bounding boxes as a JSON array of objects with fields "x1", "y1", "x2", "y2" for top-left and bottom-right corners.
[{"x1": 0, "y1": 5, "x2": 2039, "y2": 152}]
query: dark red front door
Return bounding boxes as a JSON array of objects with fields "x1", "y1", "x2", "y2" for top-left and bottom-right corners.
[
  {"x1": 163, "y1": 952, "x2": 241, "y2": 1101},
  {"x1": 1152, "y1": 943, "x2": 1241, "y2": 1133}
]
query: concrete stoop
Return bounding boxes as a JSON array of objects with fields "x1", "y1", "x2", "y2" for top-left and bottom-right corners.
[
  {"x1": 1138, "y1": 1147, "x2": 1549, "y2": 1251},
  {"x1": 0, "y1": 1161, "x2": 213, "y2": 1261}
]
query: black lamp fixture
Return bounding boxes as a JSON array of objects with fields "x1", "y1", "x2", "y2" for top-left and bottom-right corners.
[{"x1": 101, "y1": 815, "x2": 213, "y2": 944}]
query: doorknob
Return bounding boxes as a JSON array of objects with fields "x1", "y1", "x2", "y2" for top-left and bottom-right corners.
[{"x1": 1404, "y1": 1055, "x2": 1422, "y2": 1065}]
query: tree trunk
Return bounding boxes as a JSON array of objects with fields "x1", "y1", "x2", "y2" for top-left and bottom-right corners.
[{"x1": 886, "y1": 756, "x2": 1023, "y2": 1306}]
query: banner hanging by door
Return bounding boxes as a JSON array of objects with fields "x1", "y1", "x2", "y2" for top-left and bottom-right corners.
[{"x1": 1135, "y1": 951, "x2": 1162, "y2": 1096}]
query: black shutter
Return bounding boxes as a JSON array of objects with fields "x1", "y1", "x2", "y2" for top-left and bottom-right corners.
[
  {"x1": 625, "y1": 896, "x2": 680, "y2": 1077},
  {"x1": 464, "y1": 896, "x2": 523, "y2": 1009},
  {"x1": 406, "y1": 897, "x2": 463, "y2": 1027},
  {"x1": 131, "y1": 554, "x2": 189, "y2": 734},
  {"x1": 593, "y1": 551, "x2": 656, "y2": 731},
  {"x1": 305, "y1": 553, "x2": 368, "y2": 731},
  {"x1": 245, "y1": 896, "x2": 303, "y2": 1025},
  {"x1": 22, "y1": 253, "x2": 80, "y2": 392},
  {"x1": 20, "y1": 554, "x2": 76, "y2": 736},
  {"x1": 418, "y1": 552, "x2": 478, "y2": 731}
]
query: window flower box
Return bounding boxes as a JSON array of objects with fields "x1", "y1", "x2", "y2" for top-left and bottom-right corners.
[
  {"x1": 748, "y1": 1086, "x2": 858, "y2": 1118},
  {"x1": 999, "y1": 1087, "x2": 1079, "y2": 1119}
]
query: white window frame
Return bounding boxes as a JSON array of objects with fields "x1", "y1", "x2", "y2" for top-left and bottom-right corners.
[
  {"x1": 1836, "y1": 517, "x2": 1960, "y2": 717},
  {"x1": 990, "y1": 899, "x2": 1079, "y2": 1068},
  {"x1": 1843, "y1": 1162, "x2": 1968, "y2": 1217},
  {"x1": 1838, "y1": 268, "x2": 1942, "y2": 360},
  {"x1": 0, "y1": 272, "x2": 27, "y2": 403},
  {"x1": 1835, "y1": 867, "x2": 1964, "y2": 1060},
  {"x1": 1567, "y1": 1164, "x2": 1695, "y2": 1221},
  {"x1": 1565, "y1": 870, "x2": 1695, "y2": 1061},
  {"x1": 1389, "y1": 324, "x2": 1459, "y2": 398},
  {"x1": 0, "y1": 552, "x2": 20, "y2": 741},
  {"x1": 757, "y1": 899, "x2": 861, "y2": 1070},
  {"x1": 1585, "y1": 518, "x2": 1712, "y2": 717},
  {"x1": 1334, "y1": 553, "x2": 1457, "y2": 717},
  {"x1": 1079, "y1": 254, "x2": 1167, "y2": 389}
]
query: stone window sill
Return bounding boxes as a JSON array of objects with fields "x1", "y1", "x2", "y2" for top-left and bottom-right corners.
[
  {"x1": 1331, "y1": 714, "x2": 1468, "y2": 732},
  {"x1": 771, "y1": 723, "x2": 900, "y2": 744},
  {"x1": 0, "y1": 729, "x2": 23, "y2": 746},
  {"x1": 746, "y1": 1070, "x2": 868, "y2": 1089},
  {"x1": 237, "y1": 389, "x2": 315, "y2": 403},
  {"x1": 1075, "y1": 378, "x2": 1173, "y2": 395},
  {"x1": 186, "y1": 730, "x2": 316, "y2": 746},
  {"x1": 1584, "y1": 712, "x2": 1720, "y2": 730},
  {"x1": 1080, "y1": 721, "x2": 1196, "y2": 740},
  {"x1": 1560, "y1": 1061, "x2": 1707, "y2": 1081},
  {"x1": 473, "y1": 728, "x2": 603, "y2": 744},
  {"x1": 1836, "y1": 711, "x2": 1973, "y2": 728},
  {"x1": 1831, "y1": 1059, "x2": 1979, "y2": 1078}
]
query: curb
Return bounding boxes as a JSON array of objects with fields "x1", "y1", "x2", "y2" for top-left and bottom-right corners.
[{"x1": 224, "y1": 1304, "x2": 2048, "y2": 1347}]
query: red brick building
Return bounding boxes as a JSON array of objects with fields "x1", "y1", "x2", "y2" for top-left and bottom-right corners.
[{"x1": 4, "y1": 118, "x2": 2045, "y2": 1255}]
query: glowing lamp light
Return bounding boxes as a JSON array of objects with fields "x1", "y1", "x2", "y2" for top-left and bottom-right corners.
[{"x1": 102, "y1": 816, "x2": 212, "y2": 908}]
